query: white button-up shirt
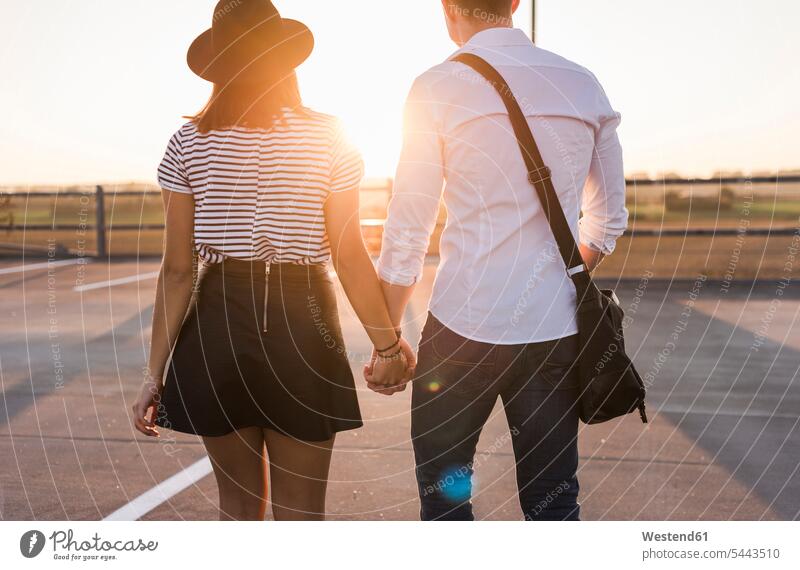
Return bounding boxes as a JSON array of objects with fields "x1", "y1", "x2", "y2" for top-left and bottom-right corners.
[{"x1": 377, "y1": 27, "x2": 628, "y2": 344}]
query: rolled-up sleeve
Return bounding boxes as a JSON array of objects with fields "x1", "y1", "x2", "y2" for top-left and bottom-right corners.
[
  {"x1": 376, "y1": 77, "x2": 445, "y2": 286},
  {"x1": 579, "y1": 103, "x2": 628, "y2": 255}
]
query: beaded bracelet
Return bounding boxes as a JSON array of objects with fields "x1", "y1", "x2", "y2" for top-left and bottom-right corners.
[
  {"x1": 377, "y1": 347, "x2": 404, "y2": 360},
  {"x1": 375, "y1": 331, "x2": 402, "y2": 354}
]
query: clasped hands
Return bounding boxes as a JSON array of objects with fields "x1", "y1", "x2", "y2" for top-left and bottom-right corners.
[{"x1": 363, "y1": 337, "x2": 416, "y2": 396}]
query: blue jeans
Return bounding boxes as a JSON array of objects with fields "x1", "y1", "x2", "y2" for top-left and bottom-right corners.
[{"x1": 411, "y1": 313, "x2": 581, "y2": 521}]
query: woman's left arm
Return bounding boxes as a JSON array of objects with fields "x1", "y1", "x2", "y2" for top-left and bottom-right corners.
[
  {"x1": 324, "y1": 187, "x2": 415, "y2": 392},
  {"x1": 132, "y1": 190, "x2": 195, "y2": 437}
]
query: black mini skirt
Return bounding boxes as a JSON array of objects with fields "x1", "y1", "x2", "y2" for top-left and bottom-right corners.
[{"x1": 155, "y1": 259, "x2": 363, "y2": 441}]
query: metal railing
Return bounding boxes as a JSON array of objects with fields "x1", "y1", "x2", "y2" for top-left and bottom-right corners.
[
  {"x1": 1, "y1": 175, "x2": 799, "y2": 258},
  {"x1": 625, "y1": 174, "x2": 799, "y2": 186}
]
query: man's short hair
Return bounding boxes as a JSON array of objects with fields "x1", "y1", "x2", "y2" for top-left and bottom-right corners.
[{"x1": 448, "y1": 0, "x2": 514, "y2": 20}]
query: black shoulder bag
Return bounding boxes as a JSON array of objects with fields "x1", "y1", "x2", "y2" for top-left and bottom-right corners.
[{"x1": 452, "y1": 53, "x2": 647, "y2": 424}]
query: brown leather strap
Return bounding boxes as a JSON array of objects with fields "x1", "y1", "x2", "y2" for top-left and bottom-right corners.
[{"x1": 451, "y1": 52, "x2": 587, "y2": 279}]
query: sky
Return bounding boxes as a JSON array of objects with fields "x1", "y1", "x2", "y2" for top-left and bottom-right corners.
[{"x1": 0, "y1": 0, "x2": 797, "y2": 186}]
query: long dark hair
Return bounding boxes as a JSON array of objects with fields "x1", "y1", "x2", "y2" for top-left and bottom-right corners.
[{"x1": 188, "y1": 72, "x2": 303, "y2": 133}]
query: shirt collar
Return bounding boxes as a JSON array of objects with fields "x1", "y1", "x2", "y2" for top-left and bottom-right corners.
[{"x1": 461, "y1": 27, "x2": 532, "y2": 49}]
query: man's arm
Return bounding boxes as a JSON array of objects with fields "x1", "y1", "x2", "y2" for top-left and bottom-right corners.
[
  {"x1": 377, "y1": 76, "x2": 445, "y2": 326},
  {"x1": 380, "y1": 281, "x2": 416, "y2": 329},
  {"x1": 579, "y1": 243, "x2": 605, "y2": 273},
  {"x1": 578, "y1": 101, "x2": 628, "y2": 270}
]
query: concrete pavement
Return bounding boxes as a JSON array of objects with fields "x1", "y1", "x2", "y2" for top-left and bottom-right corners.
[{"x1": 1, "y1": 260, "x2": 797, "y2": 520}]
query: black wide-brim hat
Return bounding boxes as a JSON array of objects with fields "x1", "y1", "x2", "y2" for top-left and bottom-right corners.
[{"x1": 187, "y1": 0, "x2": 314, "y2": 85}]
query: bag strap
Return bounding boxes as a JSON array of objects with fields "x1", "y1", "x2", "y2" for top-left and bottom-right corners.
[{"x1": 451, "y1": 52, "x2": 589, "y2": 281}]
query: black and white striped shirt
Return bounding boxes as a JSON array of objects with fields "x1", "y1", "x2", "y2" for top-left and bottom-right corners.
[{"x1": 157, "y1": 107, "x2": 364, "y2": 264}]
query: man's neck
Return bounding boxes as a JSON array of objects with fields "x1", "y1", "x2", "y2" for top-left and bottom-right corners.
[{"x1": 455, "y1": 23, "x2": 513, "y2": 47}]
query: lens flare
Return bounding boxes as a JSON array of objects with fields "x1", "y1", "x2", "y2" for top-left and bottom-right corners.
[
  {"x1": 439, "y1": 466, "x2": 473, "y2": 503},
  {"x1": 427, "y1": 381, "x2": 441, "y2": 393}
]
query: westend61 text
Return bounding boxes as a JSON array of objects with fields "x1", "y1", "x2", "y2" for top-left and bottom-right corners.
[{"x1": 642, "y1": 531, "x2": 708, "y2": 542}]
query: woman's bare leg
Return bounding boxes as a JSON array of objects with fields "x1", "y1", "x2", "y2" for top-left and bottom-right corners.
[
  {"x1": 202, "y1": 427, "x2": 267, "y2": 521},
  {"x1": 263, "y1": 429, "x2": 335, "y2": 521}
]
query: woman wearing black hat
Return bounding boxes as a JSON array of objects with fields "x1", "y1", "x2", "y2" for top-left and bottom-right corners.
[{"x1": 131, "y1": 0, "x2": 414, "y2": 520}]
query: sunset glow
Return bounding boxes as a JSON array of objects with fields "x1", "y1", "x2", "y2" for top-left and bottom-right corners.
[{"x1": 0, "y1": 0, "x2": 797, "y2": 185}]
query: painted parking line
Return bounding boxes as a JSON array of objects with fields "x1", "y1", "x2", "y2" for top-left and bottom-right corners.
[
  {"x1": 103, "y1": 456, "x2": 213, "y2": 521},
  {"x1": 0, "y1": 258, "x2": 87, "y2": 276},
  {"x1": 73, "y1": 271, "x2": 160, "y2": 292},
  {"x1": 656, "y1": 405, "x2": 799, "y2": 420}
]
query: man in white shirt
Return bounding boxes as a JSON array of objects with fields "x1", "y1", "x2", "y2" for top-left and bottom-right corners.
[{"x1": 374, "y1": 0, "x2": 628, "y2": 520}]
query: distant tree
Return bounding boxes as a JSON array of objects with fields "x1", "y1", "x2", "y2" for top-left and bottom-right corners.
[{"x1": 712, "y1": 170, "x2": 744, "y2": 179}]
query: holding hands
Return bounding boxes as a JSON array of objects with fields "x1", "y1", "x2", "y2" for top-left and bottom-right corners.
[{"x1": 363, "y1": 334, "x2": 416, "y2": 396}]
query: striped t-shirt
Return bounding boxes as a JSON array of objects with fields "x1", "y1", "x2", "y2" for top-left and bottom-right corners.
[{"x1": 157, "y1": 107, "x2": 364, "y2": 265}]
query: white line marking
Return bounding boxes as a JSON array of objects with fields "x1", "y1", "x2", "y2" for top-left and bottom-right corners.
[
  {"x1": 0, "y1": 258, "x2": 86, "y2": 276},
  {"x1": 656, "y1": 405, "x2": 798, "y2": 420},
  {"x1": 74, "y1": 271, "x2": 160, "y2": 292},
  {"x1": 103, "y1": 456, "x2": 212, "y2": 521}
]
